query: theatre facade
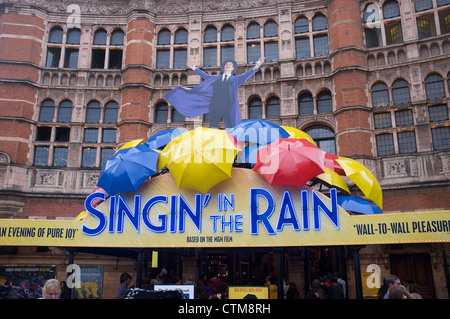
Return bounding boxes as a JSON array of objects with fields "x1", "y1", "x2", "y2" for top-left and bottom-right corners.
[{"x1": 0, "y1": 0, "x2": 450, "y2": 299}]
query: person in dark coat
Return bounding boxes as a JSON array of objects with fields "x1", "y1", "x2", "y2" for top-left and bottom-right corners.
[{"x1": 164, "y1": 57, "x2": 265, "y2": 128}]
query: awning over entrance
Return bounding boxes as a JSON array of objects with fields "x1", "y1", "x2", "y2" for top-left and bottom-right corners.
[{"x1": 1, "y1": 168, "x2": 449, "y2": 248}]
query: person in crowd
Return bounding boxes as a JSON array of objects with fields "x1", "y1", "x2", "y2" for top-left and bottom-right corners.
[
  {"x1": 42, "y1": 279, "x2": 61, "y2": 299},
  {"x1": 117, "y1": 272, "x2": 132, "y2": 299},
  {"x1": 286, "y1": 281, "x2": 301, "y2": 299},
  {"x1": 382, "y1": 274, "x2": 413, "y2": 299},
  {"x1": 306, "y1": 278, "x2": 327, "y2": 299}
]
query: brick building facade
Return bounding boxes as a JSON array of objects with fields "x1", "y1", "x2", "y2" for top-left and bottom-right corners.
[{"x1": 0, "y1": 0, "x2": 449, "y2": 298}]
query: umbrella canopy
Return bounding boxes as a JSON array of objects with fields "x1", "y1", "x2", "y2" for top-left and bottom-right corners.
[
  {"x1": 97, "y1": 144, "x2": 159, "y2": 196},
  {"x1": 280, "y1": 126, "x2": 317, "y2": 146},
  {"x1": 227, "y1": 119, "x2": 290, "y2": 145},
  {"x1": 253, "y1": 138, "x2": 326, "y2": 187},
  {"x1": 314, "y1": 167, "x2": 350, "y2": 194},
  {"x1": 337, "y1": 195, "x2": 383, "y2": 215},
  {"x1": 335, "y1": 157, "x2": 383, "y2": 209},
  {"x1": 324, "y1": 153, "x2": 345, "y2": 176},
  {"x1": 145, "y1": 128, "x2": 186, "y2": 150},
  {"x1": 158, "y1": 127, "x2": 240, "y2": 193},
  {"x1": 115, "y1": 138, "x2": 146, "y2": 154}
]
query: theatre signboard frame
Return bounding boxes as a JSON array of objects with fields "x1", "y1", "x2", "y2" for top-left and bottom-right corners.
[{"x1": 1, "y1": 169, "x2": 449, "y2": 249}]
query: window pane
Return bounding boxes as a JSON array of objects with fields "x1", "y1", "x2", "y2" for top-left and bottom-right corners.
[
  {"x1": 84, "y1": 128, "x2": 98, "y2": 143},
  {"x1": 395, "y1": 110, "x2": 414, "y2": 126},
  {"x1": 248, "y1": 98, "x2": 262, "y2": 119},
  {"x1": 371, "y1": 82, "x2": 389, "y2": 107},
  {"x1": 221, "y1": 45, "x2": 234, "y2": 65},
  {"x1": 157, "y1": 29, "x2": 171, "y2": 45},
  {"x1": 49, "y1": 27, "x2": 63, "y2": 43},
  {"x1": 385, "y1": 21, "x2": 403, "y2": 45},
  {"x1": 398, "y1": 131, "x2": 417, "y2": 153},
  {"x1": 415, "y1": 0, "x2": 433, "y2": 12},
  {"x1": 175, "y1": 28, "x2": 188, "y2": 44},
  {"x1": 34, "y1": 146, "x2": 49, "y2": 166},
  {"x1": 171, "y1": 108, "x2": 185, "y2": 123},
  {"x1": 82, "y1": 148, "x2": 97, "y2": 167},
  {"x1": 365, "y1": 28, "x2": 382, "y2": 48},
  {"x1": 247, "y1": 23, "x2": 260, "y2": 39},
  {"x1": 431, "y1": 126, "x2": 450, "y2": 150},
  {"x1": 376, "y1": 134, "x2": 395, "y2": 155},
  {"x1": 247, "y1": 43, "x2": 260, "y2": 64},
  {"x1": 429, "y1": 104, "x2": 449, "y2": 122},
  {"x1": 295, "y1": 17, "x2": 309, "y2": 33},
  {"x1": 374, "y1": 112, "x2": 392, "y2": 129},
  {"x1": 110, "y1": 29, "x2": 124, "y2": 45},
  {"x1": 104, "y1": 101, "x2": 119, "y2": 124},
  {"x1": 67, "y1": 28, "x2": 81, "y2": 44},
  {"x1": 101, "y1": 148, "x2": 115, "y2": 166},
  {"x1": 156, "y1": 50, "x2": 170, "y2": 69},
  {"x1": 264, "y1": 20, "x2": 278, "y2": 37},
  {"x1": 102, "y1": 129, "x2": 116, "y2": 143},
  {"x1": 174, "y1": 49, "x2": 187, "y2": 68},
  {"x1": 39, "y1": 99, "x2": 55, "y2": 122},
  {"x1": 64, "y1": 48, "x2": 79, "y2": 68},
  {"x1": 312, "y1": 14, "x2": 327, "y2": 31},
  {"x1": 313, "y1": 34, "x2": 329, "y2": 56},
  {"x1": 86, "y1": 101, "x2": 101, "y2": 123},
  {"x1": 305, "y1": 125, "x2": 335, "y2": 154},
  {"x1": 264, "y1": 41, "x2": 278, "y2": 62},
  {"x1": 221, "y1": 25, "x2": 234, "y2": 42},
  {"x1": 155, "y1": 103, "x2": 168, "y2": 123},
  {"x1": 298, "y1": 93, "x2": 314, "y2": 116},
  {"x1": 425, "y1": 73, "x2": 445, "y2": 100},
  {"x1": 383, "y1": 1, "x2": 400, "y2": 19},
  {"x1": 55, "y1": 127, "x2": 70, "y2": 142},
  {"x1": 437, "y1": 0, "x2": 450, "y2": 6},
  {"x1": 46, "y1": 47, "x2": 61, "y2": 67},
  {"x1": 295, "y1": 37, "x2": 310, "y2": 58},
  {"x1": 91, "y1": 49, "x2": 105, "y2": 69},
  {"x1": 204, "y1": 47, "x2": 217, "y2": 67},
  {"x1": 108, "y1": 49, "x2": 123, "y2": 69},
  {"x1": 204, "y1": 27, "x2": 217, "y2": 43},
  {"x1": 36, "y1": 126, "x2": 52, "y2": 141},
  {"x1": 266, "y1": 97, "x2": 280, "y2": 118},
  {"x1": 317, "y1": 139, "x2": 336, "y2": 155},
  {"x1": 317, "y1": 91, "x2": 332, "y2": 114},
  {"x1": 417, "y1": 15, "x2": 436, "y2": 39},
  {"x1": 93, "y1": 29, "x2": 107, "y2": 45},
  {"x1": 392, "y1": 80, "x2": 411, "y2": 104},
  {"x1": 53, "y1": 147, "x2": 68, "y2": 167}
]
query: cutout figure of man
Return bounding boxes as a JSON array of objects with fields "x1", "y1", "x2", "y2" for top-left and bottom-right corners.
[{"x1": 164, "y1": 57, "x2": 265, "y2": 128}]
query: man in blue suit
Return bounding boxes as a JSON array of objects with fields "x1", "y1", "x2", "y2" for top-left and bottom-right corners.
[{"x1": 164, "y1": 57, "x2": 265, "y2": 128}]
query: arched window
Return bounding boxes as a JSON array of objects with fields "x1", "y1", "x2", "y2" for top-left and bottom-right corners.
[
  {"x1": 305, "y1": 125, "x2": 336, "y2": 154},
  {"x1": 317, "y1": 91, "x2": 332, "y2": 114},
  {"x1": 57, "y1": 100, "x2": 73, "y2": 123},
  {"x1": 155, "y1": 102, "x2": 168, "y2": 123},
  {"x1": 49, "y1": 27, "x2": 63, "y2": 44},
  {"x1": 392, "y1": 79, "x2": 411, "y2": 105},
  {"x1": 221, "y1": 25, "x2": 234, "y2": 42},
  {"x1": 264, "y1": 20, "x2": 278, "y2": 37},
  {"x1": 174, "y1": 28, "x2": 188, "y2": 44},
  {"x1": 414, "y1": 0, "x2": 433, "y2": 12},
  {"x1": 425, "y1": 73, "x2": 446, "y2": 100},
  {"x1": 204, "y1": 26, "x2": 217, "y2": 43},
  {"x1": 383, "y1": 0, "x2": 400, "y2": 19},
  {"x1": 86, "y1": 100, "x2": 101, "y2": 123},
  {"x1": 104, "y1": 101, "x2": 119, "y2": 124},
  {"x1": 110, "y1": 29, "x2": 124, "y2": 45},
  {"x1": 67, "y1": 28, "x2": 81, "y2": 45},
  {"x1": 312, "y1": 14, "x2": 327, "y2": 31},
  {"x1": 294, "y1": 16, "x2": 309, "y2": 34},
  {"x1": 298, "y1": 92, "x2": 314, "y2": 116},
  {"x1": 171, "y1": 107, "x2": 185, "y2": 123},
  {"x1": 248, "y1": 98, "x2": 262, "y2": 120},
  {"x1": 247, "y1": 22, "x2": 260, "y2": 39},
  {"x1": 371, "y1": 82, "x2": 389, "y2": 107},
  {"x1": 266, "y1": 96, "x2": 280, "y2": 118},
  {"x1": 93, "y1": 29, "x2": 107, "y2": 45},
  {"x1": 157, "y1": 29, "x2": 171, "y2": 45},
  {"x1": 39, "y1": 99, "x2": 55, "y2": 122}
]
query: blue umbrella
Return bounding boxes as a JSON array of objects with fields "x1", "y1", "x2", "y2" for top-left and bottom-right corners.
[
  {"x1": 337, "y1": 195, "x2": 384, "y2": 215},
  {"x1": 97, "y1": 144, "x2": 159, "y2": 196},
  {"x1": 145, "y1": 128, "x2": 186, "y2": 150},
  {"x1": 227, "y1": 120, "x2": 290, "y2": 145}
]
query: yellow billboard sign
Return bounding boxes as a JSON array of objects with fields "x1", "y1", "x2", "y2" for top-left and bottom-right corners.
[{"x1": 0, "y1": 168, "x2": 449, "y2": 248}]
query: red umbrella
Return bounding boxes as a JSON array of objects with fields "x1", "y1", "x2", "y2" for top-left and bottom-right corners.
[
  {"x1": 253, "y1": 138, "x2": 326, "y2": 187},
  {"x1": 324, "y1": 153, "x2": 345, "y2": 176}
]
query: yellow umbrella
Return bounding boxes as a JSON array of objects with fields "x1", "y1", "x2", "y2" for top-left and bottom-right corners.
[
  {"x1": 280, "y1": 126, "x2": 317, "y2": 146},
  {"x1": 335, "y1": 157, "x2": 383, "y2": 209},
  {"x1": 314, "y1": 167, "x2": 350, "y2": 194},
  {"x1": 159, "y1": 127, "x2": 240, "y2": 193},
  {"x1": 115, "y1": 138, "x2": 146, "y2": 153}
]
